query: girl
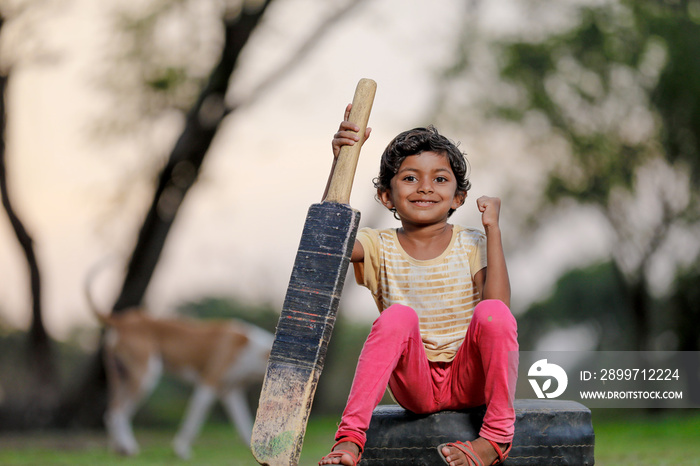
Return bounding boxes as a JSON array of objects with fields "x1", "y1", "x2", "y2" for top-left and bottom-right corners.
[{"x1": 319, "y1": 105, "x2": 518, "y2": 466}]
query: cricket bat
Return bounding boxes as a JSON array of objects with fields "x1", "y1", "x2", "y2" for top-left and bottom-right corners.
[{"x1": 251, "y1": 78, "x2": 376, "y2": 465}]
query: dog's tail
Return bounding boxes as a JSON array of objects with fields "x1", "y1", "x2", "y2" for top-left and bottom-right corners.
[{"x1": 85, "y1": 257, "x2": 117, "y2": 326}]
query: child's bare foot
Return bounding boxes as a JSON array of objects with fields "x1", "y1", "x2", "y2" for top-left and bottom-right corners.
[
  {"x1": 318, "y1": 440, "x2": 361, "y2": 465},
  {"x1": 439, "y1": 437, "x2": 508, "y2": 465}
]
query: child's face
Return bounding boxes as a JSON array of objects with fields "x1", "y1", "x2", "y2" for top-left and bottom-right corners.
[{"x1": 379, "y1": 151, "x2": 465, "y2": 226}]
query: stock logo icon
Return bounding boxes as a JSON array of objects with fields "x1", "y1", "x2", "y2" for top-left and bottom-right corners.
[{"x1": 528, "y1": 359, "x2": 568, "y2": 399}]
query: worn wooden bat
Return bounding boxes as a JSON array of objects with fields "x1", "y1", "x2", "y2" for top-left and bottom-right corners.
[{"x1": 251, "y1": 78, "x2": 376, "y2": 465}]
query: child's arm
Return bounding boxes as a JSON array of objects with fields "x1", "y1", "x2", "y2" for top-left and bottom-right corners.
[
  {"x1": 323, "y1": 104, "x2": 371, "y2": 263},
  {"x1": 474, "y1": 196, "x2": 511, "y2": 308}
]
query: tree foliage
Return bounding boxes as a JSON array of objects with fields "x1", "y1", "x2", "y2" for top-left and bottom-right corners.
[
  {"x1": 495, "y1": 1, "x2": 700, "y2": 207},
  {"x1": 440, "y1": 0, "x2": 700, "y2": 350},
  {"x1": 516, "y1": 261, "x2": 633, "y2": 351},
  {"x1": 520, "y1": 1, "x2": 699, "y2": 350}
]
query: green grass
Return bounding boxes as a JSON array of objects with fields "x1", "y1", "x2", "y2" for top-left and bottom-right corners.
[
  {"x1": 0, "y1": 416, "x2": 339, "y2": 465},
  {"x1": 591, "y1": 409, "x2": 700, "y2": 465},
  {"x1": 0, "y1": 410, "x2": 699, "y2": 465}
]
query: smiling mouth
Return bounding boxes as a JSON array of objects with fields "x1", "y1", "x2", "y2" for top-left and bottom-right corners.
[{"x1": 411, "y1": 200, "x2": 438, "y2": 207}]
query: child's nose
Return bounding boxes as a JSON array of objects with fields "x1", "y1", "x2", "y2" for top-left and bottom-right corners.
[{"x1": 417, "y1": 180, "x2": 434, "y2": 193}]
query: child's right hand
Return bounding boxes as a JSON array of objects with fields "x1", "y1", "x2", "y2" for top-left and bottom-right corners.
[{"x1": 332, "y1": 104, "x2": 372, "y2": 159}]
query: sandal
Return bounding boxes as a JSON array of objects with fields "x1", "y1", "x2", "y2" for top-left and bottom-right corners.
[
  {"x1": 437, "y1": 439, "x2": 511, "y2": 466},
  {"x1": 319, "y1": 439, "x2": 362, "y2": 466}
]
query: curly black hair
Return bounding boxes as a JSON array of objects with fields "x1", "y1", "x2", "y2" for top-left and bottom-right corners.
[{"x1": 373, "y1": 126, "x2": 471, "y2": 217}]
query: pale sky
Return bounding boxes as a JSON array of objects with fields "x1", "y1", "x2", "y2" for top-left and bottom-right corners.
[{"x1": 0, "y1": 0, "x2": 613, "y2": 340}]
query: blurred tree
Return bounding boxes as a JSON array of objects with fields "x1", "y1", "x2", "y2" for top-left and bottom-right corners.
[
  {"x1": 57, "y1": 0, "x2": 369, "y2": 428},
  {"x1": 110, "y1": 0, "x2": 367, "y2": 312},
  {"x1": 110, "y1": 0, "x2": 276, "y2": 313},
  {"x1": 0, "y1": 4, "x2": 59, "y2": 426},
  {"x1": 439, "y1": 0, "x2": 700, "y2": 351},
  {"x1": 517, "y1": 261, "x2": 634, "y2": 351},
  {"x1": 54, "y1": 0, "x2": 277, "y2": 429},
  {"x1": 670, "y1": 262, "x2": 700, "y2": 351}
]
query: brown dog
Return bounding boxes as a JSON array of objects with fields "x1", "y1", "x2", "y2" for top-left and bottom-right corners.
[{"x1": 86, "y1": 272, "x2": 273, "y2": 459}]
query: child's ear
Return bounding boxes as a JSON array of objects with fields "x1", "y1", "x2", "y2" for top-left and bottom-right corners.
[
  {"x1": 452, "y1": 190, "x2": 467, "y2": 210},
  {"x1": 377, "y1": 188, "x2": 394, "y2": 210}
]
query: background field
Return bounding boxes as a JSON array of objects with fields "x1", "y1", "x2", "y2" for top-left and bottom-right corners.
[{"x1": 1, "y1": 409, "x2": 699, "y2": 466}]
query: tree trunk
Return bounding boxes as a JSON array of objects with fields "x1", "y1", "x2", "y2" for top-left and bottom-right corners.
[
  {"x1": 0, "y1": 29, "x2": 58, "y2": 426},
  {"x1": 113, "y1": 2, "x2": 274, "y2": 313},
  {"x1": 58, "y1": 1, "x2": 274, "y2": 427}
]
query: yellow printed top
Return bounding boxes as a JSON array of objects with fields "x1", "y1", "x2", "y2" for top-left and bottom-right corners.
[{"x1": 353, "y1": 225, "x2": 487, "y2": 362}]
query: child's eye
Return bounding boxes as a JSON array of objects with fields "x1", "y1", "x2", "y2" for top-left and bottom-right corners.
[
  {"x1": 402, "y1": 175, "x2": 417, "y2": 182},
  {"x1": 435, "y1": 176, "x2": 449, "y2": 183}
]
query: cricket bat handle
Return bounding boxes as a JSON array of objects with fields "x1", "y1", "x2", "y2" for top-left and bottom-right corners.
[{"x1": 324, "y1": 78, "x2": 377, "y2": 204}]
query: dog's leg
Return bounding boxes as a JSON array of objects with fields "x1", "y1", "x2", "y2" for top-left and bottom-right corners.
[
  {"x1": 173, "y1": 384, "x2": 217, "y2": 460},
  {"x1": 104, "y1": 349, "x2": 163, "y2": 456},
  {"x1": 103, "y1": 334, "x2": 141, "y2": 457},
  {"x1": 221, "y1": 387, "x2": 253, "y2": 446},
  {"x1": 105, "y1": 398, "x2": 140, "y2": 456}
]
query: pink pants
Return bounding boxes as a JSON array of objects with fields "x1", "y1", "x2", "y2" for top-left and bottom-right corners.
[{"x1": 335, "y1": 300, "x2": 519, "y2": 450}]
